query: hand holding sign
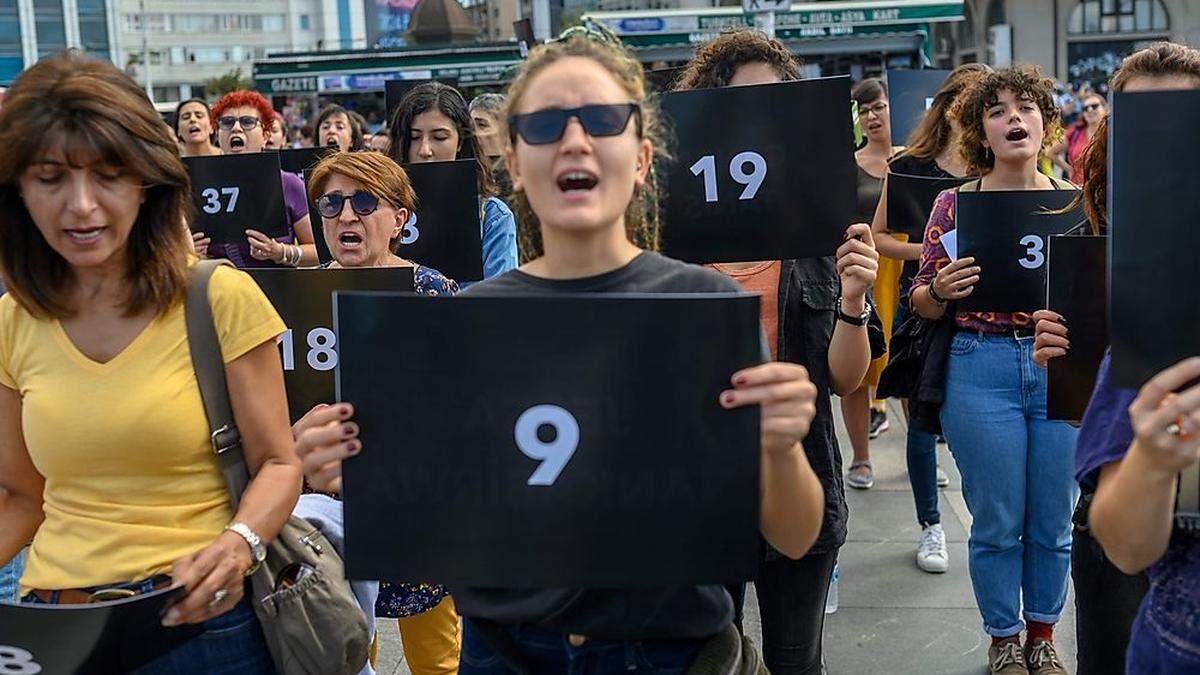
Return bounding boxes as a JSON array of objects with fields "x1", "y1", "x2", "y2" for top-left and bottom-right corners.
[
  {"x1": 192, "y1": 231, "x2": 211, "y2": 258},
  {"x1": 722, "y1": 362, "x2": 818, "y2": 456},
  {"x1": 836, "y1": 223, "x2": 879, "y2": 302},
  {"x1": 932, "y1": 256, "x2": 980, "y2": 301},
  {"x1": 1032, "y1": 309, "x2": 1069, "y2": 368},
  {"x1": 294, "y1": 403, "x2": 359, "y2": 494},
  {"x1": 1127, "y1": 358, "x2": 1200, "y2": 475}
]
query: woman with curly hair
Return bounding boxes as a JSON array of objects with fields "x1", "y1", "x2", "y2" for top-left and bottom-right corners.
[
  {"x1": 674, "y1": 29, "x2": 883, "y2": 675},
  {"x1": 910, "y1": 65, "x2": 1077, "y2": 675}
]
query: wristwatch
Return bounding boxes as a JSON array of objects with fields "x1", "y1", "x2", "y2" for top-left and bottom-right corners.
[
  {"x1": 225, "y1": 522, "x2": 267, "y2": 576},
  {"x1": 837, "y1": 297, "x2": 872, "y2": 327}
]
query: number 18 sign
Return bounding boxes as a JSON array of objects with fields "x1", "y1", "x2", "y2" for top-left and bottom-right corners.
[
  {"x1": 248, "y1": 267, "x2": 415, "y2": 422},
  {"x1": 659, "y1": 77, "x2": 856, "y2": 264}
]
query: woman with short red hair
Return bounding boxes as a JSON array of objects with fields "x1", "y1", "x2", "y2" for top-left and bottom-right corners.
[{"x1": 196, "y1": 90, "x2": 317, "y2": 268}]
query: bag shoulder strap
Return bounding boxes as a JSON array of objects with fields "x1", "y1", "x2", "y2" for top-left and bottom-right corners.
[
  {"x1": 958, "y1": 179, "x2": 982, "y2": 192},
  {"x1": 184, "y1": 259, "x2": 250, "y2": 511}
]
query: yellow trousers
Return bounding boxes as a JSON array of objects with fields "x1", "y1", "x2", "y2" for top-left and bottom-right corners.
[{"x1": 398, "y1": 596, "x2": 461, "y2": 675}]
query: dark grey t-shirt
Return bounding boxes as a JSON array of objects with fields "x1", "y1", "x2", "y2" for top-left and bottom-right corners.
[{"x1": 453, "y1": 251, "x2": 762, "y2": 640}]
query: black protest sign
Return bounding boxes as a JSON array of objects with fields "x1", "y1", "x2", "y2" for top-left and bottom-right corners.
[
  {"x1": 248, "y1": 268, "x2": 415, "y2": 422},
  {"x1": 660, "y1": 77, "x2": 856, "y2": 263},
  {"x1": 886, "y1": 69, "x2": 951, "y2": 145},
  {"x1": 1046, "y1": 235, "x2": 1107, "y2": 421},
  {"x1": 184, "y1": 153, "x2": 288, "y2": 245},
  {"x1": 301, "y1": 169, "x2": 334, "y2": 265},
  {"x1": 276, "y1": 146, "x2": 333, "y2": 176},
  {"x1": 398, "y1": 159, "x2": 484, "y2": 282},
  {"x1": 337, "y1": 293, "x2": 763, "y2": 587},
  {"x1": 886, "y1": 172, "x2": 970, "y2": 240},
  {"x1": 0, "y1": 587, "x2": 198, "y2": 675},
  {"x1": 385, "y1": 78, "x2": 460, "y2": 126},
  {"x1": 955, "y1": 189, "x2": 1084, "y2": 313},
  {"x1": 1109, "y1": 89, "x2": 1200, "y2": 388}
]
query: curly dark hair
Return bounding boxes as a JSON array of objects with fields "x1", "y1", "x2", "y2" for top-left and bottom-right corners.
[
  {"x1": 954, "y1": 64, "x2": 1062, "y2": 174},
  {"x1": 673, "y1": 29, "x2": 800, "y2": 91}
]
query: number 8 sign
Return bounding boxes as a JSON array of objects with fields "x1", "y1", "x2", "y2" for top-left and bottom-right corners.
[{"x1": 0, "y1": 647, "x2": 41, "y2": 674}]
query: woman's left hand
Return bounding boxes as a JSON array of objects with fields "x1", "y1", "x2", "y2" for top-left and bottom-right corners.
[
  {"x1": 721, "y1": 363, "x2": 818, "y2": 457},
  {"x1": 836, "y1": 223, "x2": 879, "y2": 302},
  {"x1": 162, "y1": 530, "x2": 253, "y2": 627},
  {"x1": 246, "y1": 230, "x2": 283, "y2": 263}
]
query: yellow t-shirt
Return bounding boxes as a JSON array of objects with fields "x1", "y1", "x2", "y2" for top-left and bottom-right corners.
[{"x1": 0, "y1": 265, "x2": 285, "y2": 593}]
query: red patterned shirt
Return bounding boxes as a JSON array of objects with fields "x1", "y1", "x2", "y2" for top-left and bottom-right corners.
[{"x1": 911, "y1": 189, "x2": 1033, "y2": 332}]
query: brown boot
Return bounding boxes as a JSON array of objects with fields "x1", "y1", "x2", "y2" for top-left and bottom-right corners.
[
  {"x1": 1025, "y1": 639, "x2": 1068, "y2": 674},
  {"x1": 989, "y1": 638, "x2": 1029, "y2": 674}
]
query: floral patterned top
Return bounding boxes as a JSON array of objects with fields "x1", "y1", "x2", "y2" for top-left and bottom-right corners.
[{"x1": 911, "y1": 188, "x2": 1033, "y2": 332}]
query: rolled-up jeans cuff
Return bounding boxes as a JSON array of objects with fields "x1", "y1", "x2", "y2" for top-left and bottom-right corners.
[
  {"x1": 985, "y1": 620, "x2": 1024, "y2": 638},
  {"x1": 1023, "y1": 611, "x2": 1062, "y2": 626}
]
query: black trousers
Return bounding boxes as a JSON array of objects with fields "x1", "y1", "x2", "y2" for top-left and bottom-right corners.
[
  {"x1": 731, "y1": 549, "x2": 838, "y2": 675},
  {"x1": 1072, "y1": 518, "x2": 1150, "y2": 675}
]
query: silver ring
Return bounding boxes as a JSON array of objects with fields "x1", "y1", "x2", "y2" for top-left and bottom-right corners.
[
  {"x1": 1167, "y1": 423, "x2": 1183, "y2": 437},
  {"x1": 209, "y1": 588, "x2": 229, "y2": 609}
]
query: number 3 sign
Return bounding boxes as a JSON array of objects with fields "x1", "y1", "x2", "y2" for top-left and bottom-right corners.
[
  {"x1": 955, "y1": 189, "x2": 1083, "y2": 313},
  {"x1": 660, "y1": 77, "x2": 856, "y2": 264}
]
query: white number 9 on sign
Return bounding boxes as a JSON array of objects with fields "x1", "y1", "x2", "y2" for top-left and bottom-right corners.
[
  {"x1": 1019, "y1": 234, "x2": 1045, "y2": 270},
  {"x1": 0, "y1": 646, "x2": 42, "y2": 674},
  {"x1": 514, "y1": 405, "x2": 579, "y2": 486}
]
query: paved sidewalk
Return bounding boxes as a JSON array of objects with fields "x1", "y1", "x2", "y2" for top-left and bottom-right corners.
[{"x1": 376, "y1": 398, "x2": 1078, "y2": 674}]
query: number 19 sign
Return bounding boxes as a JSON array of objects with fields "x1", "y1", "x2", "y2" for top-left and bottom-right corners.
[
  {"x1": 248, "y1": 267, "x2": 415, "y2": 422},
  {"x1": 659, "y1": 77, "x2": 856, "y2": 264}
]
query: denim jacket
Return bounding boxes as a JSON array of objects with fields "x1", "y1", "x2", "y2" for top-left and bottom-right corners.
[
  {"x1": 773, "y1": 257, "x2": 886, "y2": 556},
  {"x1": 481, "y1": 197, "x2": 519, "y2": 280}
]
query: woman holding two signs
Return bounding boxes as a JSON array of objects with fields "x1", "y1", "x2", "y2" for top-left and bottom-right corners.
[
  {"x1": 299, "y1": 150, "x2": 462, "y2": 675},
  {"x1": 387, "y1": 83, "x2": 518, "y2": 280},
  {"x1": 1033, "y1": 43, "x2": 1200, "y2": 675},
  {"x1": 675, "y1": 29, "x2": 884, "y2": 675},
  {"x1": 910, "y1": 65, "x2": 1077, "y2": 675},
  {"x1": 197, "y1": 90, "x2": 319, "y2": 268},
  {"x1": 0, "y1": 52, "x2": 301, "y2": 673},
  {"x1": 297, "y1": 32, "x2": 825, "y2": 674}
]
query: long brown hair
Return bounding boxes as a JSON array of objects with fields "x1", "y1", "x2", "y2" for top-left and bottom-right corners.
[
  {"x1": 0, "y1": 51, "x2": 191, "y2": 319},
  {"x1": 504, "y1": 34, "x2": 667, "y2": 262},
  {"x1": 387, "y1": 83, "x2": 498, "y2": 199},
  {"x1": 894, "y1": 63, "x2": 992, "y2": 164},
  {"x1": 1076, "y1": 43, "x2": 1200, "y2": 232}
]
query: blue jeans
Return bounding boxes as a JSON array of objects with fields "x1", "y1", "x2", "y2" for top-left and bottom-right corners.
[
  {"x1": 460, "y1": 620, "x2": 704, "y2": 675},
  {"x1": 940, "y1": 331, "x2": 1079, "y2": 638},
  {"x1": 894, "y1": 301, "x2": 941, "y2": 527},
  {"x1": 23, "y1": 588, "x2": 274, "y2": 674},
  {"x1": 0, "y1": 551, "x2": 25, "y2": 603}
]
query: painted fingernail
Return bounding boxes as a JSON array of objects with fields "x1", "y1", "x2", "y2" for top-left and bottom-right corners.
[
  {"x1": 1057, "y1": 316, "x2": 1067, "y2": 325},
  {"x1": 735, "y1": 376, "x2": 748, "y2": 386},
  {"x1": 343, "y1": 424, "x2": 356, "y2": 437},
  {"x1": 348, "y1": 440, "x2": 362, "y2": 454},
  {"x1": 723, "y1": 393, "x2": 736, "y2": 405},
  {"x1": 340, "y1": 405, "x2": 352, "y2": 416}
]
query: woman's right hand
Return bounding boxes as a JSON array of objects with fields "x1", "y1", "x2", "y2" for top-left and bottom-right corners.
[
  {"x1": 1032, "y1": 309, "x2": 1070, "y2": 368},
  {"x1": 191, "y1": 231, "x2": 211, "y2": 258},
  {"x1": 1127, "y1": 357, "x2": 1200, "y2": 476},
  {"x1": 293, "y1": 403, "x2": 360, "y2": 494},
  {"x1": 931, "y1": 256, "x2": 980, "y2": 302}
]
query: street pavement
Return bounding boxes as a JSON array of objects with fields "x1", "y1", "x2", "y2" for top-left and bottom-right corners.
[{"x1": 375, "y1": 398, "x2": 1078, "y2": 674}]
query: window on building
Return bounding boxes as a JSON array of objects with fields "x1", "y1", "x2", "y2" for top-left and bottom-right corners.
[
  {"x1": 1068, "y1": 0, "x2": 1169, "y2": 35},
  {"x1": 263, "y1": 15, "x2": 286, "y2": 32},
  {"x1": 34, "y1": 0, "x2": 67, "y2": 57},
  {"x1": 300, "y1": 15, "x2": 311, "y2": 30},
  {"x1": 78, "y1": 0, "x2": 111, "y2": 60},
  {"x1": 0, "y1": 3, "x2": 20, "y2": 84},
  {"x1": 126, "y1": 13, "x2": 168, "y2": 32}
]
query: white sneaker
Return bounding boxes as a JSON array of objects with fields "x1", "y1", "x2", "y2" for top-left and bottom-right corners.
[
  {"x1": 917, "y1": 524, "x2": 949, "y2": 573},
  {"x1": 936, "y1": 465, "x2": 950, "y2": 488}
]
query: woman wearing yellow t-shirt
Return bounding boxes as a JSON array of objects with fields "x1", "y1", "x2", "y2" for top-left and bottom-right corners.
[{"x1": 0, "y1": 54, "x2": 301, "y2": 673}]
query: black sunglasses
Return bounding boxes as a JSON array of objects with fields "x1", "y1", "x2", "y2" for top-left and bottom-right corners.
[
  {"x1": 217, "y1": 115, "x2": 261, "y2": 130},
  {"x1": 316, "y1": 190, "x2": 382, "y2": 218},
  {"x1": 509, "y1": 103, "x2": 640, "y2": 145}
]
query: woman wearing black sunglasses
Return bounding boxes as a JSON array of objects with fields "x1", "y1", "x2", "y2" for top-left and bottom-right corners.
[
  {"x1": 297, "y1": 31, "x2": 825, "y2": 675},
  {"x1": 204, "y1": 90, "x2": 318, "y2": 268}
]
